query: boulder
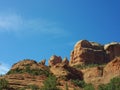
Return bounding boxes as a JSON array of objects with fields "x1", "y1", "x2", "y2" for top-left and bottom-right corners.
[{"x1": 48, "y1": 55, "x2": 62, "y2": 67}]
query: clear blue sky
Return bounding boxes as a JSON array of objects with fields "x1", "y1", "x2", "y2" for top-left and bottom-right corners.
[{"x1": 0, "y1": 0, "x2": 120, "y2": 74}]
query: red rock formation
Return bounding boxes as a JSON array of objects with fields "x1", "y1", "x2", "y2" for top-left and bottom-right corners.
[
  {"x1": 50, "y1": 63, "x2": 83, "y2": 80},
  {"x1": 82, "y1": 57, "x2": 120, "y2": 85},
  {"x1": 70, "y1": 40, "x2": 106, "y2": 66},
  {"x1": 39, "y1": 59, "x2": 46, "y2": 65},
  {"x1": 104, "y1": 42, "x2": 120, "y2": 61},
  {"x1": 103, "y1": 57, "x2": 120, "y2": 83},
  {"x1": 62, "y1": 57, "x2": 69, "y2": 65},
  {"x1": 48, "y1": 55, "x2": 62, "y2": 67},
  {"x1": 82, "y1": 67, "x2": 103, "y2": 85},
  {"x1": 11, "y1": 59, "x2": 48, "y2": 71}
]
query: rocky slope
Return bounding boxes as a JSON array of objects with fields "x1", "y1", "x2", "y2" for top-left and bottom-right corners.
[{"x1": 0, "y1": 40, "x2": 120, "y2": 90}]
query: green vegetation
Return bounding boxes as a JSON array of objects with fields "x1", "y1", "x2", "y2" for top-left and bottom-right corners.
[
  {"x1": 73, "y1": 64, "x2": 105, "y2": 69},
  {"x1": 40, "y1": 75, "x2": 60, "y2": 90},
  {"x1": 72, "y1": 79, "x2": 95, "y2": 90},
  {"x1": 65, "y1": 83, "x2": 69, "y2": 90},
  {"x1": 0, "y1": 78, "x2": 10, "y2": 89},
  {"x1": 72, "y1": 79, "x2": 86, "y2": 88},
  {"x1": 7, "y1": 65, "x2": 50, "y2": 76},
  {"x1": 84, "y1": 83, "x2": 95, "y2": 90},
  {"x1": 98, "y1": 76, "x2": 120, "y2": 90}
]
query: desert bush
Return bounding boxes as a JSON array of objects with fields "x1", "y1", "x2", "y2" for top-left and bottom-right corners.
[
  {"x1": 27, "y1": 84, "x2": 39, "y2": 90},
  {"x1": 84, "y1": 83, "x2": 95, "y2": 90},
  {"x1": 41, "y1": 75, "x2": 60, "y2": 90},
  {"x1": 0, "y1": 78, "x2": 9, "y2": 89},
  {"x1": 98, "y1": 76, "x2": 120, "y2": 90},
  {"x1": 65, "y1": 83, "x2": 69, "y2": 90},
  {"x1": 72, "y1": 79, "x2": 94, "y2": 90},
  {"x1": 72, "y1": 79, "x2": 86, "y2": 88}
]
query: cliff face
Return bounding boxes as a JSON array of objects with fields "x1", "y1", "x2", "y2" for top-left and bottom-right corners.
[
  {"x1": 70, "y1": 40, "x2": 120, "y2": 66},
  {"x1": 104, "y1": 42, "x2": 120, "y2": 61}
]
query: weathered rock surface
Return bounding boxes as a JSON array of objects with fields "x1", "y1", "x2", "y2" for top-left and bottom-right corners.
[
  {"x1": 62, "y1": 57, "x2": 69, "y2": 65},
  {"x1": 104, "y1": 42, "x2": 120, "y2": 61},
  {"x1": 70, "y1": 40, "x2": 120, "y2": 66},
  {"x1": 0, "y1": 73, "x2": 46, "y2": 89},
  {"x1": 11, "y1": 59, "x2": 48, "y2": 71},
  {"x1": 49, "y1": 55, "x2": 62, "y2": 67},
  {"x1": 70, "y1": 40, "x2": 106, "y2": 66},
  {"x1": 50, "y1": 63, "x2": 83, "y2": 80},
  {"x1": 82, "y1": 67, "x2": 103, "y2": 85},
  {"x1": 81, "y1": 57, "x2": 120, "y2": 87},
  {"x1": 39, "y1": 59, "x2": 46, "y2": 65},
  {"x1": 103, "y1": 57, "x2": 120, "y2": 83}
]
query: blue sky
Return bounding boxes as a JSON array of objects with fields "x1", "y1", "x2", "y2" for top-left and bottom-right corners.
[{"x1": 0, "y1": 0, "x2": 120, "y2": 74}]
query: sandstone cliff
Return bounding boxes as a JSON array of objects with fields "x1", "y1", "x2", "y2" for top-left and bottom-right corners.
[{"x1": 70, "y1": 40, "x2": 120, "y2": 66}]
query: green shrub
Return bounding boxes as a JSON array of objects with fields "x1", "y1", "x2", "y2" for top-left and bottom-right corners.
[
  {"x1": 72, "y1": 79, "x2": 94, "y2": 90},
  {"x1": 41, "y1": 75, "x2": 60, "y2": 90},
  {"x1": 27, "y1": 84, "x2": 39, "y2": 90},
  {"x1": 0, "y1": 78, "x2": 9, "y2": 89},
  {"x1": 65, "y1": 83, "x2": 69, "y2": 90},
  {"x1": 72, "y1": 79, "x2": 86, "y2": 88},
  {"x1": 98, "y1": 84, "x2": 108, "y2": 90},
  {"x1": 98, "y1": 76, "x2": 120, "y2": 90},
  {"x1": 84, "y1": 83, "x2": 95, "y2": 90}
]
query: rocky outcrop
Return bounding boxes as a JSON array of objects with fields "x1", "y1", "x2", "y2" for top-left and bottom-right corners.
[
  {"x1": 104, "y1": 42, "x2": 120, "y2": 61},
  {"x1": 70, "y1": 40, "x2": 120, "y2": 66},
  {"x1": 48, "y1": 55, "x2": 62, "y2": 67},
  {"x1": 81, "y1": 57, "x2": 120, "y2": 86},
  {"x1": 62, "y1": 57, "x2": 69, "y2": 65},
  {"x1": 82, "y1": 67, "x2": 103, "y2": 85},
  {"x1": 10, "y1": 59, "x2": 49, "y2": 72},
  {"x1": 39, "y1": 59, "x2": 46, "y2": 65},
  {"x1": 50, "y1": 63, "x2": 83, "y2": 80},
  {"x1": 70, "y1": 40, "x2": 106, "y2": 66},
  {"x1": 48, "y1": 55, "x2": 69, "y2": 67},
  {"x1": 103, "y1": 57, "x2": 120, "y2": 83}
]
